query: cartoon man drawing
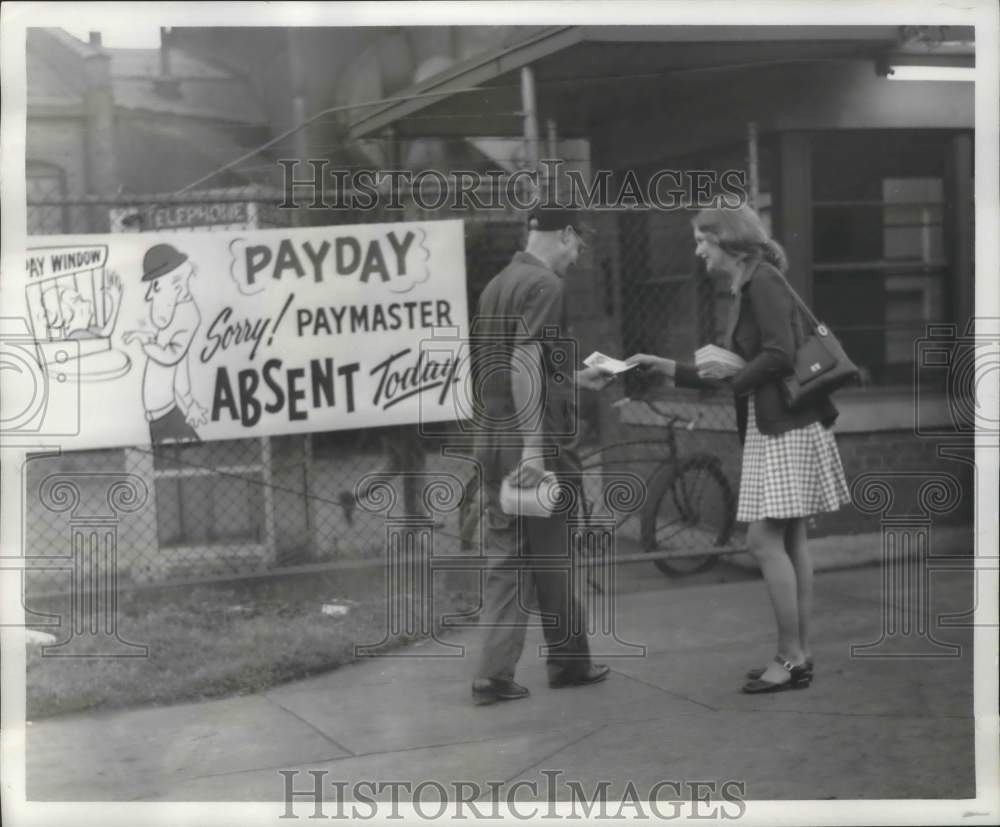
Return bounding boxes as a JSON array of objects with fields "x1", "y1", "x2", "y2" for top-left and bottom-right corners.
[{"x1": 123, "y1": 244, "x2": 208, "y2": 443}]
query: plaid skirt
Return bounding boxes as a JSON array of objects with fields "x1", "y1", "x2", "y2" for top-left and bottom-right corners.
[{"x1": 736, "y1": 397, "x2": 850, "y2": 523}]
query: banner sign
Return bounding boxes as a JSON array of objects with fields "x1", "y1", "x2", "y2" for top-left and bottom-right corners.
[{"x1": 4, "y1": 219, "x2": 469, "y2": 450}]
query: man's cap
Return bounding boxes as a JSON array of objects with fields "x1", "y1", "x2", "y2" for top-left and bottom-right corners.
[
  {"x1": 142, "y1": 244, "x2": 188, "y2": 282},
  {"x1": 527, "y1": 208, "x2": 595, "y2": 237}
]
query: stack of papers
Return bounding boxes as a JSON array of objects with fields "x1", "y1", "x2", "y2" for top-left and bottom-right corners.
[
  {"x1": 694, "y1": 345, "x2": 746, "y2": 370},
  {"x1": 583, "y1": 351, "x2": 637, "y2": 375}
]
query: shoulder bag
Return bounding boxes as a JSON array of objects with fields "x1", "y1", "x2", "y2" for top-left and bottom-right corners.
[{"x1": 781, "y1": 281, "x2": 860, "y2": 409}]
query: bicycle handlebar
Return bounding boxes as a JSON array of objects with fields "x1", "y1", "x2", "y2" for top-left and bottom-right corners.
[{"x1": 615, "y1": 396, "x2": 701, "y2": 431}]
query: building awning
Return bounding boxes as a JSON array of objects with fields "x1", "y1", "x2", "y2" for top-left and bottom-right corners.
[{"x1": 347, "y1": 25, "x2": 955, "y2": 141}]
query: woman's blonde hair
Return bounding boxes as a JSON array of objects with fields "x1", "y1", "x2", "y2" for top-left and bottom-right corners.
[{"x1": 692, "y1": 203, "x2": 788, "y2": 273}]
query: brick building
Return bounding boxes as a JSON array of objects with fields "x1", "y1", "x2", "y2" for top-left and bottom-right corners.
[{"x1": 26, "y1": 27, "x2": 272, "y2": 234}]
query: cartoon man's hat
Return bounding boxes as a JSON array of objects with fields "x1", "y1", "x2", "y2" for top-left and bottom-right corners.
[{"x1": 142, "y1": 244, "x2": 188, "y2": 282}]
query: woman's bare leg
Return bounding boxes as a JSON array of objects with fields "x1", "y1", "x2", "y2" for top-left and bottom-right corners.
[
  {"x1": 748, "y1": 517, "x2": 805, "y2": 683},
  {"x1": 785, "y1": 517, "x2": 813, "y2": 661}
]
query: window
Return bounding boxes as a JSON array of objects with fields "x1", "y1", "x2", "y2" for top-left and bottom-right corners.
[
  {"x1": 882, "y1": 177, "x2": 946, "y2": 365},
  {"x1": 27, "y1": 161, "x2": 69, "y2": 235},
  {"x1": 811, "y1": 132, "x2": 953, "y2": 385},
  {"x1": 153, "y1": 440, "x2": 265, "y2": 548}
]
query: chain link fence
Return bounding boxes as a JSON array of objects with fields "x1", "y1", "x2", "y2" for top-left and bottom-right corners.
[
  {"x1": 599, "y1": 196, "x2": 742, "y2": 561},
  {"x1": 22, "y1": 156, "x2": 746, "y2": 603}
]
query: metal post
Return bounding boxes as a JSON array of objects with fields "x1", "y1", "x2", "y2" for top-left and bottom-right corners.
[
  {"x1": 287, "y1": 29, "x2": 309, "y2": 228},
  {"x1": 261, "y1": 437, "x2": 277, "y2": 566},
  {"x1": 82, "y1": 40, "x2": 116, "y2": 232},
  {"x1": 303, "y1": 434, "x2": 315, "y2": 559},
  {"x1": 545, "y1": 117, "x2": 559, "y2": 204},
  {"x1": 521, "y1": 66, "x2": 540, "y2": 206},
  {"x1": 382, "y1": 126, "x2": 405, "y2": 220},
  {"x1": 747, "y1": 121, "x2": 760, "y2": 209}
]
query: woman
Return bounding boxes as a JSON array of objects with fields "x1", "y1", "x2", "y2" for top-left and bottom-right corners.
[{"x1": 628, "y1": 203, "x2": 850, "y2": 693}]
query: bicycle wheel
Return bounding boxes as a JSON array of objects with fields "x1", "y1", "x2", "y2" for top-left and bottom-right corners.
[{"x1": 641, "y1": 455, "x2": 736, "y2": 576}]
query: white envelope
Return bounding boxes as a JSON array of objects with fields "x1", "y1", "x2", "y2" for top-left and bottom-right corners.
[{"x1": 583, "y1": 351, "x2": 636, "y2": 375}]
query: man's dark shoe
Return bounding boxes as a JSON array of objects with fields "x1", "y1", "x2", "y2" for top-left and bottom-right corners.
[
  {"x1": 548, "y1": 663, "x2": 611, "y2": 689},
  {"x1": 472, "y1": 677, "x2": 530, "y2": 706}
]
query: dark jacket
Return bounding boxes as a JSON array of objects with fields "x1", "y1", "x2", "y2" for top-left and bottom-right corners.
[
  {"x1": 472, "y1": 251, "x2": 580, "y2": 512},
  {"x1": 675, "y1": 259, "x2": 838, "y2": 445}
]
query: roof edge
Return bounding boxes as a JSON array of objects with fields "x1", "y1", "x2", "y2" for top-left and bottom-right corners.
[
  {"x1": 348, "y1": 26, "x2": 579, "y2": 140},
  {"x1": 346, "y1": 24, "x2": 931, "y2": 141}
]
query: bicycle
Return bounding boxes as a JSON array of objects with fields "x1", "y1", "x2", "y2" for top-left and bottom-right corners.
[
  {"x1": 602, "y1": 396, "x2": 737, "y2": 575},
  {"x1": 457, "y1": 394, "x2": 738, "y2": 577}
]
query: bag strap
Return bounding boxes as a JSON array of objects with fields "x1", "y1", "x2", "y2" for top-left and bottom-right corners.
[
  {"x1": 780, "y1": 276, "x2": 821, "y2": 333},
  {"x1": 735, "y1": 259, "x2": 823, "y2": 343},
  {"x1": 745, "y1": 257, "x2": 821, "y2": 335},
  {"x1": 723, "y1": 289, "x2": 742, "y2": 349}
]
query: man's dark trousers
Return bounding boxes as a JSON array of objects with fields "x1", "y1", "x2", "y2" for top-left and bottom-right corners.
[{"x1": 475, "y1": 490, "x2": 591, "y2": 683}]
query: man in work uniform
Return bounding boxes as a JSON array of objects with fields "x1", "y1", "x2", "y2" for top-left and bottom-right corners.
[{"x1": 471, "y1": 208, "x2": 614, "y2": 706}]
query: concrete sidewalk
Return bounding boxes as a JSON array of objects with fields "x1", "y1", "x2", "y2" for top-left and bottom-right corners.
[{"x1": 26, "y1": 563, "x2": 976, "y2": 804}]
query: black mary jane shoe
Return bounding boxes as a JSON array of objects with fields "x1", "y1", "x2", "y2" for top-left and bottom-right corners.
[
  {"x1": 472, "y1": 677, "x2": 530, "y2": 706},
  {"x1": 746, "y1": 657, "x2": 814, "y2": 681},
  {"x1": 741, "y1": 657, "x2": 812, "y2": 694}
]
